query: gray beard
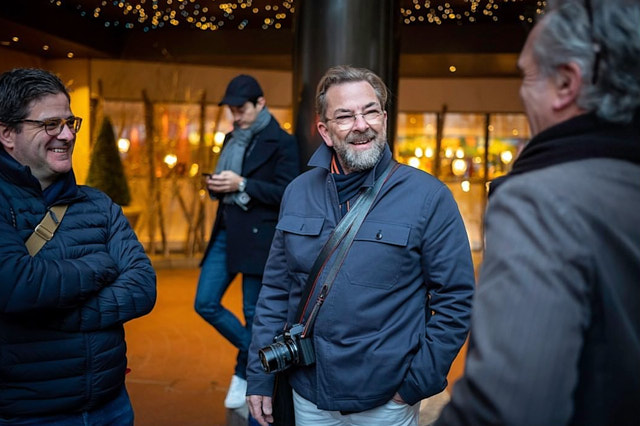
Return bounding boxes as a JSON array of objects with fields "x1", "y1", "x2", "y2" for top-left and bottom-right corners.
[{"x1": 334, "y1": 129, "x2": 386, "y2": 173}]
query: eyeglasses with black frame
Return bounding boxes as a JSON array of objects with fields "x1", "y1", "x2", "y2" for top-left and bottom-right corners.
[
  {"x1": 325, "y1": 110, "x2": 384, "y2": 131},
  {"x1": 15, "y1": 116, "x2": 83, "y2": 136}
]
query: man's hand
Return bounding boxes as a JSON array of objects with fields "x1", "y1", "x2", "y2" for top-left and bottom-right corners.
[
  {"x1": 391, "y1": 392, "x2": 407, "y2": 405},
  {"x1": 206, "y1": 170, "x2": 243, "y2": 193},
  {"x1": 247, "y1": 395, "x2": 273, "y2": 426}
]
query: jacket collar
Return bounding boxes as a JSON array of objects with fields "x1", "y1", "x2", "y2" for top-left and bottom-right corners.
[
  {"x1": 489, "y1": 111, "x2": 640, "y2": 197},
  {"x1": 0, "y1": 147, "x2": 80, "y2": 204}
]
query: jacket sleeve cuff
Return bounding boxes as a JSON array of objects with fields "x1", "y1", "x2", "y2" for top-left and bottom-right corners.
[
  {"x1": 247, "y1": 374, "x2": 277, "y2": 397},
  {"x1": 397, "y1": 378, "x2": 446, "y2": 406}
]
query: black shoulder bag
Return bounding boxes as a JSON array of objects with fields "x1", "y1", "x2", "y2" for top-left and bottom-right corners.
[{"x1": 271, "y1": 161, "x2": 399, "y2": 426}]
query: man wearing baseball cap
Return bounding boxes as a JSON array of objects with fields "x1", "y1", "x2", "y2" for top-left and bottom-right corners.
[{"x1": 195, "y1": 74, "x2": 299, "y2": 410}]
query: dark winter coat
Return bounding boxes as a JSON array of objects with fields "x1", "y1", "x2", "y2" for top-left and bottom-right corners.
[
  {"x1": 202, "y1": 116, "x2": 299, "y2": 275},
  {"x1": 0, "y1": 149, "x2": 156, "y2": 418}
]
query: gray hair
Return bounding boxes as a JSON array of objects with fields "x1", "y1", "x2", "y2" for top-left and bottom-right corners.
[
  {"x1": 315, "y1": 65, "x2": 388, "y2": 121},
  {"x1": 536, "y1": 0, "x2": 640, "y2": 123},
  {"x1": 0, "y1": 68, "x2": 70, "y2": 132}
]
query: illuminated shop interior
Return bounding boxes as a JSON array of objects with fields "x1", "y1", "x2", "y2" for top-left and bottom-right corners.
[{"x1": 0, "y1": 0, "x2": 543, "y2": 257}]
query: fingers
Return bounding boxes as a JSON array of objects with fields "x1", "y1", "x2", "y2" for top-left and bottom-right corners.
[
  {"x1": 262, "y1": 396, "x2": 274, "y2": 422},
  {"x1": 209, "y1": 170, "x2": 241, "y2": 193},
  {"x1": 247, "y1": 395, "x2": 274, "y2": 426}
]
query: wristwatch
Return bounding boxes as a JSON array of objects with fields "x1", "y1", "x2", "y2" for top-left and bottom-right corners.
[{"x1": 238, "y1": 178, "x2": 247, "y2": 192}]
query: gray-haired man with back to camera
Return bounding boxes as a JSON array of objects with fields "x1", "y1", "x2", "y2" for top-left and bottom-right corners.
[{"x1": 436, "y1": 1, "x2": 640, "y2": 425}]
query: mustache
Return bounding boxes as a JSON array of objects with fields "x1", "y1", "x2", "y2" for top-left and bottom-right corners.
[{"x1": 345, "y1": 128, "x2": 377, "y2": 143}]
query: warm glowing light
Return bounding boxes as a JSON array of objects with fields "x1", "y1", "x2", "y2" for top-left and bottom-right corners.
[
  {"x1": 212, "y1": 146, "x2": 221, "y2": 154},
  {"x1": 455, "y1": 148, "x2": 465, "y2": 158},
  {"x1": 449, "y1": 65, "x2": 457, "y2": 73},
  {"x1": 414, "y1": 147, "x2": 424, "y2": 158},
  {"x1": 164, "y1": 154, "x2": 178, "y2": 168},
  {"x1": 67, "y1": 52, "x2": 74, "y2": 58},
  {"x1": 283, "y1": 122, "x2": 292, "y2": 130},
  {"x1": 12, "y1": 36, "x2": 19, "y2": 42},
  {"x1": 408, "y1": 157, "x2": 420, "y2": 168},
  {"x1": 117, "y1": 138, "x2": 130, "y2": 153},
  {"x1": 452, "y1": 159, "x2": 468, "y2": 176},
  {"x1": 512, "y1": 129, "x2": 519, "y2": 136},
  {"x1": 461, "y1": 180, "x2": 471, "y2": 192},
  {"x1": 189, "y1": 163, "x2": 200, "y2": 177},
  {"x1": 500, "y1": 150, "x2": 514, "y2": 164},
  {"x1": 425, "y1": 147, "x2": 434, "y2": 158},
  {"x1": 188, "y1": 131, "x2": 200, "y2": 145},
  {"x1": 42, "y1": 45, "x2": 50, "y2": 51},
  {"x1": 214, "y1": 131, "x2": 225, "y2": 145},
  {"x1": 445, "y1": 148, "x2": 454, "y2": 158}
]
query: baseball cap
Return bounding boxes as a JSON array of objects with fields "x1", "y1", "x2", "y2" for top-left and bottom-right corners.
[{"x1": 218, "y1": 74, "x2": 264, "y2": 106}]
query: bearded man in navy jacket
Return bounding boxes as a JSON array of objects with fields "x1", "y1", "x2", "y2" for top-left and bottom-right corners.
[{"x1": 246, "y1": 65, "x2": 475, "y2": 426}]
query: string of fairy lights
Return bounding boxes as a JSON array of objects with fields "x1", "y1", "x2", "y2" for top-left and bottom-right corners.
[
  {"x1": 42, "y1": 0, "x2": 546, "y2": 32},
  {"x1": 400, "y1": 0, "x2": 546, "y2": 25}
]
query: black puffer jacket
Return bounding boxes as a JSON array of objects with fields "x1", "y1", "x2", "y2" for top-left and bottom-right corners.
[{"x1": 0, "y1": 149, "x2": 156, "y2": 417}]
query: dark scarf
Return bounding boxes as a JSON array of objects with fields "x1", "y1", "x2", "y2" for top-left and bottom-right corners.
[
  {"x1": 331, "y1": 155, "x2": 369, "y2": 215},
  {"x1": 489, "y1": 111, "x2": 640, "y2": 197},
  {"x1": 43, "y1": 171, "x2": 77, "y2": 205}
]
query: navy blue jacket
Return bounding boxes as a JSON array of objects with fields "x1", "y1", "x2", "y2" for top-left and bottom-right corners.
[
  {"x1": 202, "y1": 116, "x2": 299, "y2": 275},
  {"x1": 247, "y1": 144, "x2": 475, "y2": 412},
  {"x1": 0, "y1": 150, "x2": 156, "y2": 418}
]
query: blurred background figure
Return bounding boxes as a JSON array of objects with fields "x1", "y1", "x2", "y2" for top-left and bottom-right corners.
[{"x1": 195, "y1": 74, "x2": 299, "y2": 410}]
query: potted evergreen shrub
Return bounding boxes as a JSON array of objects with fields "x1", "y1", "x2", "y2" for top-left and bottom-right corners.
[{"x1": 87, "y1": 117, "x2": 139, "y2": 227}]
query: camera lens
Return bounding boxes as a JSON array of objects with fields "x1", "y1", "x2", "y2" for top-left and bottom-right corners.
[{"x1": 259, "y1": 341, "x2": 297, "y2": 373}]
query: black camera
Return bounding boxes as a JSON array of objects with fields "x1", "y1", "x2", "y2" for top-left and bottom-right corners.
[{"x1": 258, "y1": 323, "x2": 315, "y2": 373}]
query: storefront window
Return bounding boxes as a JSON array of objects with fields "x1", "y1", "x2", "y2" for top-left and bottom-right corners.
[
  {"x1": 100, "y1": 100, "x2": 292, "y2": 253},
  {"x1": 395, "y1": 112, "x2": 438, "y2": 174},
  {"x1": 97, "y1": 102, "x2": 527, "y2": 256},
  {"x1": 395, "y1": 111, "x2": 530, "y2": 253},
  {"x1": 488, "y1": 113, "x2": 530, "y2": 179}
]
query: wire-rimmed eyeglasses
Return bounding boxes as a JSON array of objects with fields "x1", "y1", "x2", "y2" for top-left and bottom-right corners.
[
  {"x1": 325, "y1": 110, "x2": 384, "y2": 131},
  {"x1": 15, "y1": 116, "x2": 83, "y2": 136}
]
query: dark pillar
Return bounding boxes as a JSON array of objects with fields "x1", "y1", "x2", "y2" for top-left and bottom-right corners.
[{"x1": 292, "y1": 0, "x2": 400, "y2": 169}]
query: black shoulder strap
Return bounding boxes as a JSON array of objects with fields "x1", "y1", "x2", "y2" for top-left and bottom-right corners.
[{"x1": 295, "y1": 161, "x2": 400, "y2": 329}]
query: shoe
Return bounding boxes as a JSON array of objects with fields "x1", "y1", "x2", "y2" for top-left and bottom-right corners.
[{"x1": 224, "y1": 375, "x2": 247, "y2": 409}]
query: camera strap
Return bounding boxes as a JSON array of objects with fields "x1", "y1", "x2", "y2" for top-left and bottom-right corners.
[{"x1": 295, "y1": 160, "x2": 400, "y2": 336}]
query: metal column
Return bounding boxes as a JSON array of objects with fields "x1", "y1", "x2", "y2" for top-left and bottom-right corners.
[{"x1": 292, "y1": 0, "x2": 400, "y2": 169}]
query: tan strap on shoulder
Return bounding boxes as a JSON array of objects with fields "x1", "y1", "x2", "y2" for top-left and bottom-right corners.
[{"x1": 25, "y1": 205, "x2": 69, "y2": 257}]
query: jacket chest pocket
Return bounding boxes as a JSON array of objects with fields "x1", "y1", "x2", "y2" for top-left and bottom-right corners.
[
  {"x1": 277, "y1": 215, "x2": 326, "y2": 274},
  {"x1": 344, "y1": 221, "x2": 411, "y2": 289}
]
